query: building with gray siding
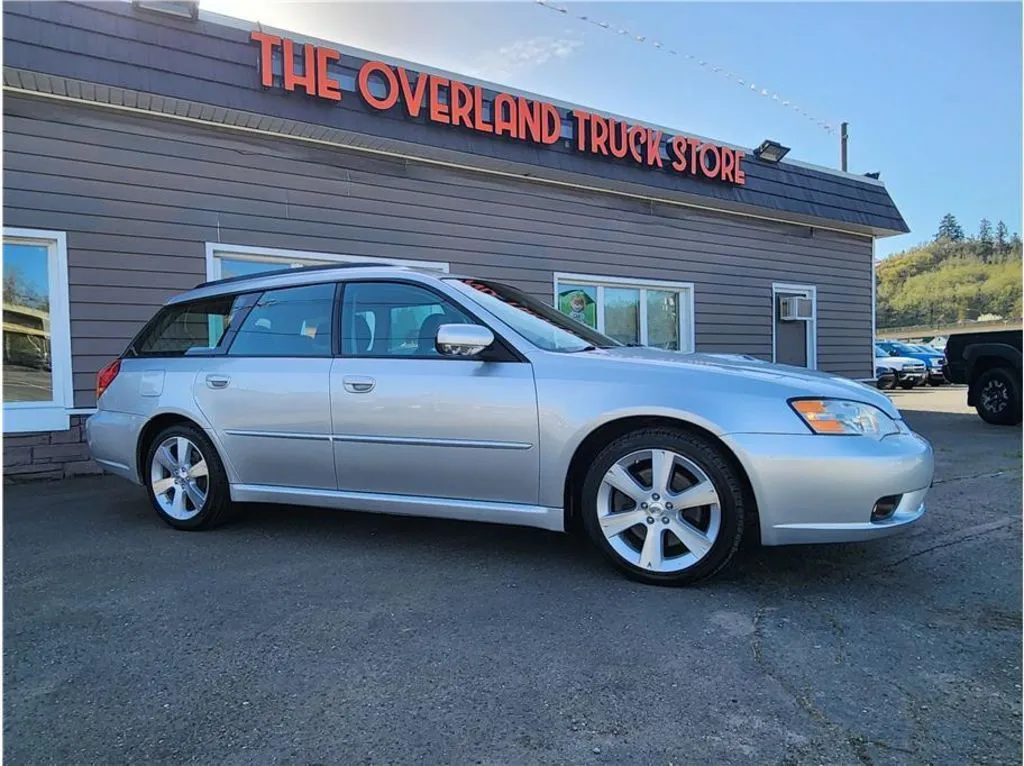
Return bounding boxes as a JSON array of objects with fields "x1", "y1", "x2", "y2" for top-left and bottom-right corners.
[{"x1": 1, "y1": 1, "x2": 909, "y2": 479}]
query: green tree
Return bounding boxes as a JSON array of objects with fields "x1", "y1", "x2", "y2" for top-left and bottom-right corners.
[
  {"x1": 936, "y1": 213, "x2": 965, "y2": 241},
  {"x1": 996, "y1": 220, "x2": 1009, "y2": 251},
  {"x1": 977, "y1": 218, "x2": 994, "y2": 260},
  {"x1": 978, "y1": 218, "x2": 993, "y2": 244}
]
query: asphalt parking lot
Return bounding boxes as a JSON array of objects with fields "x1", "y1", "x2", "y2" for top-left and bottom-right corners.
[{"x1": 4, "y1": 385, "x2": 1021, "y2": 765}]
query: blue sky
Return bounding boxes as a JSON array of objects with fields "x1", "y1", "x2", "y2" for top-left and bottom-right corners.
[{"x1": 204, "y1": 0, "x2": 1022, "y2": 258}]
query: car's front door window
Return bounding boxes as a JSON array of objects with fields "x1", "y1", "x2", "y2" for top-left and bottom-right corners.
[{"x1": 341, "y1": 281, "x2": 476, "y2": 358}]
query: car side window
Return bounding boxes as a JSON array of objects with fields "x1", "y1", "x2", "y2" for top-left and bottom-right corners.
[
  {"x1": 341, "y1": 281, "x2": 476, "y2": 358},
  {"x1": 133, "y1": 294, "x2": 249, "y2": 357},
  {"x1": 228, "y1": 283, "x2": 336, "y2": 357}
]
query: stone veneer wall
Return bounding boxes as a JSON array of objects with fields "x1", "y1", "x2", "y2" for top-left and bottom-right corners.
[{"x1": 3, "y1": 416, "x2": 105, "y2": 483}]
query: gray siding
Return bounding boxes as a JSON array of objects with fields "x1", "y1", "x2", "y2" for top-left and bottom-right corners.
[
  {"x1": 3, "y1": 96, "x2": 873, "y2": 408},
  {"x1": 3, "y1": 0, "x2": 909, "y2": 234}
]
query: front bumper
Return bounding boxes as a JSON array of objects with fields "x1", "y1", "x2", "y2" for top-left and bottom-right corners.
[
  {"x1": 896, "y1": 369, "x2": 926, "y2": 385},
  {"x1": 722, "y1": 428, "x2": 933, "y2": 546}
]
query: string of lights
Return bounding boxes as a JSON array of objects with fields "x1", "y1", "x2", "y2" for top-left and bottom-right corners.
[{"x1": 534, "y1": 0, "x2": 842, "y2": 137}]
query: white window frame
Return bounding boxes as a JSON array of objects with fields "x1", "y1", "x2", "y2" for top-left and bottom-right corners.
[
  {"x1": 205, "y1": 243, "x2": 450, "y2": 281},
  {"x1": 3, "y1": 228, "x2": 74, "y2": 433},
  {"x1": 552, "y1": 272, "x2": 696, "y2": 353},
  {"x1": 771, "y1": 282, "x2": 818, "y2": 369}
]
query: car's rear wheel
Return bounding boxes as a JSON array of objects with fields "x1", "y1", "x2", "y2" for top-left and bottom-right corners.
[
  {"x1": 144, "y1": 423, "x2": 234, "y2": 530},
  {"x1": 580, "y1": 428, "x2": 745, "y2": 586},
  {"x1": 973, "y1": 367, "x2": 1023, "y2": 426}
]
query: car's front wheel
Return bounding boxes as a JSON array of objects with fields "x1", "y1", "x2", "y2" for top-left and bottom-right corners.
[
  {"x1": 580, "y1": 428, "x2": 746, "y2": 586},
  {"x1": 974, "y1": 367, "x2": 1023, "y2": 426},
  {"x1": 144, "y1": 423, "x2": 234, "y2": 530}
]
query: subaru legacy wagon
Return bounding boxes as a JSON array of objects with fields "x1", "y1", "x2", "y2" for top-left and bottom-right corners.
[{"x1": 86, "y1": 264, "x2": 934, "y2": 585}]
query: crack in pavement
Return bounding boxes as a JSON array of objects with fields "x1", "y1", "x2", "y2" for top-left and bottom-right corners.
[
  {"x1": 931, "y1": 469, "x2": 1020, "y2": 485},
  {"x1": 879, "y1": 518, "x2": 1020, "y2": 570},
  {"x1": 752, "y1": 603, "x2": 912, "y2": 765}
]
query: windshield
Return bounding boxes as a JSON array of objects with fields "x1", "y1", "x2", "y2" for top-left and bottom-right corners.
[
  {"x1": 449, "y1": 278, "x2": 622, "y2": 353},
  {"x1": 887, "y1": 342, "x2": 918, "y2": 355}
]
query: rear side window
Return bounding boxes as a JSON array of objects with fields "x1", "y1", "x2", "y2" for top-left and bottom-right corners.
[
  {"x1": 132, "y1": 295, "x2": 248, "y2": 357},
  {"x1": 228, "y1": 283, "x2": 336, "y2": 357}
]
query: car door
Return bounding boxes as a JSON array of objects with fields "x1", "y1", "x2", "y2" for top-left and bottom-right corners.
[
  {"x1": 330, "y1": 279, "x2": 539, "y2": 505},
  {"x1": 192, "y1": 281, "x2": 338, "y2": 490}
]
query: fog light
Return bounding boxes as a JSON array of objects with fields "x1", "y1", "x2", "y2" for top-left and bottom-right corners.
[{"x1": 871, "y1": 495, "x2": 902, "y2": 522}]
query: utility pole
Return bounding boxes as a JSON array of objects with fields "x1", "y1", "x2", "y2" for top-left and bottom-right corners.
[{"x1": 840, "y1": 122, "x2": 848, "y2": 172}]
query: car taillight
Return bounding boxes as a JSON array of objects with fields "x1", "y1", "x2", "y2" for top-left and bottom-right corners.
[{"x1": 96, "y1": 359, "x2": 121, "y2": 400}]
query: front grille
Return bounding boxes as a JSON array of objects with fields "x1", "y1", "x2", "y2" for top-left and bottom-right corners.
[{"x1": 907, "y1": 364, "x2": 925, "y2": 373}]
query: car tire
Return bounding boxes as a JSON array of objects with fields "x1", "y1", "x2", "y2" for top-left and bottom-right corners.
[
  {"x1": 144, "y1": 423, "x2": 235, "y2": 530},
  {"x1": 973, "y1": 367, "x2": 1023, "y2": 426},
  {"x1": 580, "y1": 428, "x2": 745, "y2": 586},
  {"x1": 899, "y1": 380, "x2": 916, "y2": 390},
  {"x1": 878, "y1": 377, "x2": 896, "y2": 391}
]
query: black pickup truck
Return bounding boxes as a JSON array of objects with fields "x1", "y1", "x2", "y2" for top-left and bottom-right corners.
[{"x1": 942, "y1": 329, "x2": 1022, "y2": 425}]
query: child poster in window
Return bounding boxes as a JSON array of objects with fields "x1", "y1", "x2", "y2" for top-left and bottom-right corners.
[{"x1": 557, "y1": 285, "x2": 597, "y2": 328}]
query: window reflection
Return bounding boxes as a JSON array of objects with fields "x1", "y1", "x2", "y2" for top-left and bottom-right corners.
[
  {"x1": 3, "y1": 243, "x2": 53, "y2": 403},
  {"x1": 604, "y1": 287, "x2": 640, "y2": 346}
]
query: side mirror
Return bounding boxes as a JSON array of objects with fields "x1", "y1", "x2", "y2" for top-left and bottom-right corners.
[{"x1": 435, "y1": 323, "x2": 494, "y2": 357}]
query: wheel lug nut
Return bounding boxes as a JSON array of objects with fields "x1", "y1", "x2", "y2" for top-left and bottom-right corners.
[
  {"x1": 646, "y1": 516, "x2": 655, "y2": 525},
  {"x1": 640, "y1": 502, "x2": 648, "y2": 509},
  {"x1": 652, "y1": 493, "x2": 660, "y2": 501},
  {"x1": 665, "y1": 502, "x2": 673, "y2": 510},
  {"x1": 662, "y1": 517, "x2": 669, "y2": 524}
]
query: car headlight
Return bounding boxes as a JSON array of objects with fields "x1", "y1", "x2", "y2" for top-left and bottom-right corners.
[{"x1": 790, "y1": 399, "x2": 905, "y2": 438}]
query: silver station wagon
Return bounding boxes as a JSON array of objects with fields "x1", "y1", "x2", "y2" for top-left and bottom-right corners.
[{"x1": 87, "y1": 264, "x2": 934, "y2": 585}]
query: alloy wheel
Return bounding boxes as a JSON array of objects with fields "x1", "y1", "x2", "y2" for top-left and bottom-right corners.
[
  {"x1": 981, "y1": 379, "x2": 1009, "y2": 414},
  {"x1": 596, "y1": 448, "x2": 721, "y2": 573},
  {"x1": 150, "y1": 436, "x2": 210, "y2": 520}
]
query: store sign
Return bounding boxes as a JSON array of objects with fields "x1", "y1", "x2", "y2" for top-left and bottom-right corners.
[{"x1": 250, "y1": 32, "x2": 746, "y2": 185}]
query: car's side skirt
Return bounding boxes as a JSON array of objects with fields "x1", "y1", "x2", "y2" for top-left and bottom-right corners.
[{"x1": 229, "y1": 484, "x2": 565, "y2": 532}]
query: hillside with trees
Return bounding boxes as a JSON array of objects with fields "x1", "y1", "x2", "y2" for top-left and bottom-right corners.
[{"x1": 875, "y1": 214, "x2": 1022, "y2": 329}]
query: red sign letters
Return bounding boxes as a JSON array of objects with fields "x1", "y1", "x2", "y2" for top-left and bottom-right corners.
[{"x1": 250, "y1": 32, "x2": 746, "y2": 186}]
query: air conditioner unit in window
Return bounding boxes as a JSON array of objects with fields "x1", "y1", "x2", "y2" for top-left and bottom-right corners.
[{"x1": 779, "y1": 296, "x2": 813, "y2": 321}]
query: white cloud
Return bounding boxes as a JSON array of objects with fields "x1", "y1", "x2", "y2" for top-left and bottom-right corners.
[{"x1": 470, "y1": 36, "x2": 583, "y2": 80}]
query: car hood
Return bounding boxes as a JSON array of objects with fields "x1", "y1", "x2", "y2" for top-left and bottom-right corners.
[
  {"x1": 877, "y1": 354, "x2": 923, "y2": 368},
  {"x1": 582, "y1": 347, "x2": 901, "y2": 418}
]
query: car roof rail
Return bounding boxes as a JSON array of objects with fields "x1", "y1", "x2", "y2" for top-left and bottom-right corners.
[{"x1": 192, "y1": 261, "x2": 404, "y2": 289}]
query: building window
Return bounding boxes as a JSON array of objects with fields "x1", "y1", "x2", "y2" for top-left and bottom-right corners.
[
  {"x1": 205, "y1": 244, "x2": 450, "y2": 281},
  {"x1": 553, "y1": 273, "x2": 695, "y2": 352},
  {"x1": 2, "y1": 228, "x2": 74, "y2": 433}
]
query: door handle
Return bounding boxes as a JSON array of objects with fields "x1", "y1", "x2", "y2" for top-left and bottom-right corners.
[
  {"x1": 205, "y1": 374, "x2": 230, "y2": 389},
  {"x1": 343, "y1": 375, "x2": 375, "y2": 394}
]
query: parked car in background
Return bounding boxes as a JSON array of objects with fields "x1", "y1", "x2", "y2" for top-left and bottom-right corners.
[
  {"x1": 943, "y1": 329, "x2": 1022, "y2": 425},
  {"x1": 85, "y1": 264, "x2": 935, "y2": 587},
  {"x1": 874, "y1": 345, "x2": 927, "y2": 389},
  {"x1": 876, "y1": 340, "x2": 947, "y2": 386},
  {"x1": 874, "y1": 363, "x2": 898, "y2": 390}
]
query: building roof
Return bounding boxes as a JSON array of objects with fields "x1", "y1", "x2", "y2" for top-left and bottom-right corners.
[{"x1": 2, "y1": 0, "x2": 910, "y2": 237}]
